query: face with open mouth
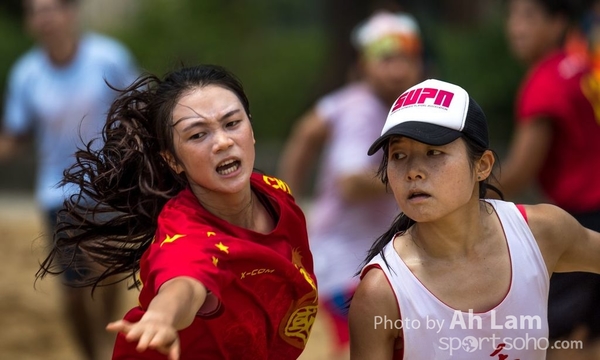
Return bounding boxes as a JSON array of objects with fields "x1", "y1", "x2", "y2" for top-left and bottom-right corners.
[
  {"x1": 166, "y1": 84, "x2": 255, "y2": 196},
  {"x1": 385, "y1": 136, "x2": 479, "y2": 222}
]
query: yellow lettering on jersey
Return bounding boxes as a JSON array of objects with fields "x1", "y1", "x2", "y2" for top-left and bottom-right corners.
[
  {"x1": 160, "y1": 234, "x2": 186, "y2": 247},
  {"x1": 215, "y1": 241, "x2": 229, "y2": 254},
  {"x1": 299, "y1": 268, "x2": 317, "y2": 300},
  {"x1": 291, "y1": 247, "x2": 318, "y2": 301},
  {"x1": 240, "y1": 268, "x2": 275, "y2": 279},
  {"x1": 262, "y1": 175, "x2": 292, "y2": 194},
  {"x1": 283, "y1": 304, "x2": 318, "y2": 346}
]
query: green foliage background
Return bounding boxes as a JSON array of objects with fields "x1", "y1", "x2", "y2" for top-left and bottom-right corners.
[{"x1": 0, "y1": 0, "x2": 525, "y2": 184}]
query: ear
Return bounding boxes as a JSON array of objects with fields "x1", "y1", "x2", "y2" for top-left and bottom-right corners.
[
  {"x1": 476, "y1": 150, "x2": 495, "y2": 181},
  {"x1": 161, "y1": 151, "x2": 183, "y2": 174}
]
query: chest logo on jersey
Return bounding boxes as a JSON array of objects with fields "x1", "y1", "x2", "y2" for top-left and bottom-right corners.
[
  {"x1": 279, "y1": 248, "x2": 319, "y2": 348},
  {"x1": 263, "y1": 175, "x2": 292, "y2": 195}
]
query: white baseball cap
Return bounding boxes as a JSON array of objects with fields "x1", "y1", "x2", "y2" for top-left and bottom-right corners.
[{"x1": 368, "y1": 79, "x2": 489, "y2": 155}]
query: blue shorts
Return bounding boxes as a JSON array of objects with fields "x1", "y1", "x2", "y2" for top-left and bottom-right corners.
[{"x1": 46, "y1": 207, "x2": 92, "y2": 285}]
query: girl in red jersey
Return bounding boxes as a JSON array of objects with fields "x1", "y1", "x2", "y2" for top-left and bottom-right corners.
[
  {"x1": 503, "y1": 0, "x2": 600, "y2": 356},
  {"x1": 36, "y1": 65, "x2": 318, "y2": 359}
]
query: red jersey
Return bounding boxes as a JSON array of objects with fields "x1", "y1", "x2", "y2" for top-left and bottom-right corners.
[
  {"x1": 516, "y1": 50, "x2": 600, "y2": 212},
  {"x1": 112, "y1": 173, "x2": 318, "y2": 360}
]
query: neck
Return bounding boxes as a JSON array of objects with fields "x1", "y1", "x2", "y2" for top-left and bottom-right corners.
[
  {"x1": 409, "y1": 200, "x2": 493, "y2": 260},
  {"x1": 45, "y1": 34, "x2": 78, "y2": 66},
  {"x1": 195, "y1": 187, "x2": 257, "y2": 229}
]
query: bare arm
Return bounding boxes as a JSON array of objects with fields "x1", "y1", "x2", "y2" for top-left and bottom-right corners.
[
  {"x1": 495, "y1": 118, "x2": 553, "y2": 198},
  {"x1": 0, "y1": 132, "x2": 25, "y2": 162},
  {"x1": 278, "y1": 107, "x2": 387, "y2": 202},
  {"x1": 349, "y1": 268, "x2": 400, "y2": 360},
  {"x1": 526, "y1": 204, "x2": 600, "y2": 275},
  {"x1": 277, "y1": 108, "x2": 329, "y2": 196},
  {"x1": 106, "y1": 276, "x2": 208, "y2": 360},
  {"x1": 338, "y1": 170, "x2": 388, "y2": 203}
]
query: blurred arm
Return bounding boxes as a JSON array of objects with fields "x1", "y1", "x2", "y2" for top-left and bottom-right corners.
[
  {"x1": 0, "y1": 132, "x2": 26, "y2": 162},
  {"x1": 494, "y1": 117, "x2": 553, "y2": 199},
  {"x1": 338, "y1": 169, "x2": 387, "y2": 203},
  {"x1": 277, "y1": 108, "x2": 329, "y2": 196}
]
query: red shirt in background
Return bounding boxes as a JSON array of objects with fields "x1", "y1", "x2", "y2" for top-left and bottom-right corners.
[
  {"x1": 112, "y1": 173, "x2": 318, "y2": 360},
  {"x1": 516, "y1": 50, "x2": 600, "y2": 212}
]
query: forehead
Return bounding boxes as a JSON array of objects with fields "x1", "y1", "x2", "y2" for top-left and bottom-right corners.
[{"x1": 172, "y1": 85, "x2": 242, "y2": 121}]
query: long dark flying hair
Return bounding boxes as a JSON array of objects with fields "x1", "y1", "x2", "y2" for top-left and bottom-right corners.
[
  {"x1": 36, "y1": 65, "x2": 251, "y2": 290},
  {"x1": 360, "y1": 136, "x2": 504, "y2": 270}
]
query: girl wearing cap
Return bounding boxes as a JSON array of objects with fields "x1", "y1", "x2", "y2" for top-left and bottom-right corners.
[
  {"x1": 348, "y1": 78, "x2": 600, "y2": 359},
  {"x1": 36, "y1": 65, "x2": 318, "y2": 359}
]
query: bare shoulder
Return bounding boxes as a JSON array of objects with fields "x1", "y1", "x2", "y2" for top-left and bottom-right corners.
[
  {"x1": 520, "y1": 203, "x2": 589, "y2": 273},
  {"x1": 295, "y1": 107, "x2": 328, "y2": 135},
  {"x1": 349, "y1": 266, "x2": 401, "y2": 359},
  {"x1": 349, "y1": 266, "x2": 400, "y2": 332},
  {"x1": 353, "y1": 267, "x2": 397, "y2": 310},
  {"x1": 522, "y1": 203, "x2": 580, "y2": 240}
]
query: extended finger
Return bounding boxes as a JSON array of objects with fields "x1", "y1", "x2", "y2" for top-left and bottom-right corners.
[{"x1": 106, "y1": 320, "x2": 132, "y2": 334}]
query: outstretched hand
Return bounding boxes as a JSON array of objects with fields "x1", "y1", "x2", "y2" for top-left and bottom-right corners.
[{"x1": 107, "y1": 314, "x2": 181, "y2": 360}]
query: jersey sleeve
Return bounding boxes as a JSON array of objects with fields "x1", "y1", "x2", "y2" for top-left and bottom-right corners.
[
  {"x1": 142, "y1": 210, "x2": 233, "y2": 302},
  {"x1": 2, "y1": 60, "x2": 33, "y2": 135},
  {"x1": 517, "y1": 64, "x2": 564, "y2": 124}
]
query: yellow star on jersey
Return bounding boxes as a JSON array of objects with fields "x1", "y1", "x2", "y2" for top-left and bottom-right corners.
[
  {"x1": 160, "y1": 233, "x2": 186, "y2": 247},
  {"x1": 215, "y1": 241, "x2": 229, "y2": 254},
  {"x1": 212, "y1": 256, "x2": 219, "y2": 267},
  {"x1": 207, "y1": 231, "x2": 216, "y2": 237}
]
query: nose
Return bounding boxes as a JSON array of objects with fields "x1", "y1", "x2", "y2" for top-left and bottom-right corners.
[
  {"x1": 405, "y1": 156, "x2": 425, "y2": 181},
  {"x1": 212, "y1": 130, "x2": 234, "y2": 153}
]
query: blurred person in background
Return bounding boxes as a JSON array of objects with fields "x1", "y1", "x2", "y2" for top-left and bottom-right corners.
[
  {"x1": 0, "y1": 0, "x2": 138, "y2": 359},
  {"x1": 500, "y1": 0, "x2": 600, "y2": 358},
  {"x1": 277, "y1": 9, "x2": 425, "y2": 359}
]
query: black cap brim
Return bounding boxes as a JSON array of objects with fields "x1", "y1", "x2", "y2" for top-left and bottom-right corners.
[{"x1": 367, "y1": 121, "x2": 463, "y2": 155}]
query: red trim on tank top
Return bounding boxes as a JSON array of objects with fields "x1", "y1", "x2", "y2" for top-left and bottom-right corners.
[{"x1": 516, "y1": 204, "x2": 528, "y2": 223}]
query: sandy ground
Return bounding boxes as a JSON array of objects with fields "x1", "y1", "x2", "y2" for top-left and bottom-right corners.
[{"x1": 0, "y1": 193, "x2": 336, "y2": 360}]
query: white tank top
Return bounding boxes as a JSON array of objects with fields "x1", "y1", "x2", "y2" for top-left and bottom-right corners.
[{"x1": 362, "y1": 200, "x2": 549, "y2": 359}]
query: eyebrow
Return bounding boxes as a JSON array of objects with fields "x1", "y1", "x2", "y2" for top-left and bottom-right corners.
[
  {"x1": 172, "y1": 109, "x2": 241, "y2": 131},
  {"x1": 389, "y1": 137, "x2": 403, "y2": 146}
]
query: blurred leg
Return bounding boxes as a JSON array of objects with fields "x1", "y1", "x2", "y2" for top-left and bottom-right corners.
[
  {"x1": 48, "y1": 207, "x2": 122, "y2": 360},
  {"x1": 62, "y1": 286, "x2": 96, "y2": 360},
  {"x1": 96, "y1": 283, "x2": 122, "y2": 360}
]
